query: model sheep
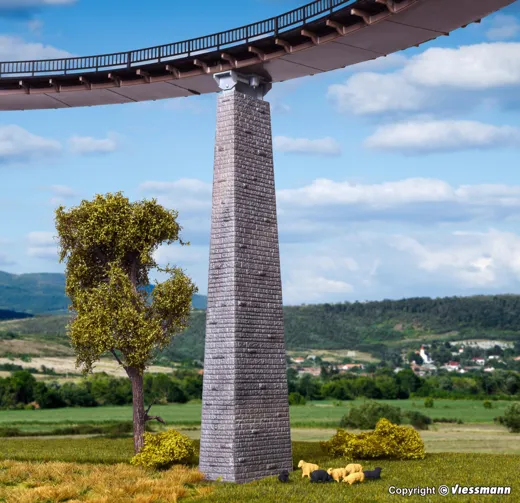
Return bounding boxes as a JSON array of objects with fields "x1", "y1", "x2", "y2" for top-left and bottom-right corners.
[
  {"x1": 363, "y1": 467, "x2": 383, "y2": 480},
  {"x1": 326, "y1": 467, "x2": 348, "y2": 482},
  {"x1": 345, "y1": 463, "x2": 363, "y2": 474},
  {"x1": 310, "y1": 470, "x2": 334, "y2": 483},
  {"x1": 298, "y1": 460, "x2": 319, "y2": 479},
  {"x1": 278, "y1": 470, "x2": 290, "y2": 482},
  {"x1": 343, "y1": 472, "x2": 365, "y2": 485}
]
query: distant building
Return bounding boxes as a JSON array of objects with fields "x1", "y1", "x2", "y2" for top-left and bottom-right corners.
[
  {"x1": 419, "y1": 345, "x2": 433, "y2": 364},
  {"x1": 338, "y1": 363, "x2": 365, "y2": 371},
  {"x1": 471, "y1": 357, "x2": 485, "y2": 366},
  {"x1": 514, "y1": 356, "x2": 520, "y2": 361},
  {"x1": 298, "y1": 367, "x2": 321, "y2": 376},
  {"x1": 292, "y1": 357, "x2": 305, "y2": 364},
  {"x1": 443, "y1": 361, "x2": 460, "y2": 372},
  {"x1": 484, "y1": 367, "x2": 495, "y2": 373}
]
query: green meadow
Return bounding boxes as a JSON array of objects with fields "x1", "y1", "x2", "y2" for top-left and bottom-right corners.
[{"x1": 0, "y1": 399, "x2": 512, "y2": 430}]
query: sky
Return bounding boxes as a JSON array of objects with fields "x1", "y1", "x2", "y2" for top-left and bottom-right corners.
[{"x1": 1, "y1": 0, "x2": 520, "y2": 306}]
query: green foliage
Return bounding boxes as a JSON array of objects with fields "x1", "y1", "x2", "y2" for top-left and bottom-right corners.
[
  {"x1": 483, "y1": 400, "x2": 493, "y2": 409},
  {"x1": 0, "y1": 369, "x2": 202, "y2": 410},
  {"x1": 321, "y1": 418, "x2": 426, "y2": 460},
  {"x1": 130, "y1": 429, "x2": 195, "y2": 469},
  {"x1": 424, "y1": 397, "x2": 434, "y2": 408},
  {"x1": 54, "y1": 192, "x2": 198, "y2": 375},
  {"x1": 404, "y1": 410, "x2": 432, "y2": 430},
  {"x1": 494, "y1": 403, "x2": 520, "y2": 433},
  {"x1": 288, "y1": 392, "x2": 306, "y2": 405},
  {"x1": 340, "y1": 401, "x2": 402, "y2": 429},
  {"x1": 339, "y1": 401, "x2": 431, "y2": 430}
]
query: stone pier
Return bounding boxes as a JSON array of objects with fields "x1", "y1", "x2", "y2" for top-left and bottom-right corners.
[{"x1": 198, "y1": 71, "x2": 293, "y2": 483}]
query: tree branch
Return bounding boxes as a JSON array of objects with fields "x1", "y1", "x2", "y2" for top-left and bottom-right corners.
[
  {"x1": 110, "y1": 348, "x2": 124, "y2": 367},
  {"x1": 145, "y1": 414, "x2": 166, "y2": 424}
]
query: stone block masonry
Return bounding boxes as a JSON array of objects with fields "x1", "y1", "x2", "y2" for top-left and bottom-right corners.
[{"x1": 199, "y1": 80, "x2": 293, "y2": 483}]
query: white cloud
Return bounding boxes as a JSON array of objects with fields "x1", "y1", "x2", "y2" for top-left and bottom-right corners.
[
  {"x1": 153, "y1": 243, "x2": 208, "y2": 266},
  {"x1": 0, "y1": 125, "x2": 61, "y2": 164},
  {"x1": 390, "y1": 229, "x2": 520, "y2": 288},
  {"x1": 486, "y1": 14, "x2": 520, "y2": 41},
  {"x1": 328, "y1": 42, "x2": 520, "y2": 115},
  {"x1": 68, "y1": 134, "x2": 118, "y2": 155},
  {"x1": 278, "y1": 178, "x2": 455, "y2": 207},
  {"x1": 328, "y1": 72, "x2": 425, "y2": 115},
  {"x1": 0, "y1": 35, "x2": 72, "y2": 60},
  {"x1": 365, "y1": 119, "x2": 520, "y2": 154},
  {"x1": 27, "y1": 231, "x2": 56, "y2": 246},
  {"x1": 139, "y1": 179, "x2": 211, "y2": 213},
  {"x1": 402, "y1": 43, "x2": 520, "y2": 89},
  {"x1": 273, "y1": 136, "x2": 341, "y2": 156},
  {"x1": 26, "y1": 231, "x2": 58, "y2": 260}
]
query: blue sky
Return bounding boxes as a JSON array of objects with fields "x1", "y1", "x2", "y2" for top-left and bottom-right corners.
[{"x1": 1, "y1": 0, "x2": 520, "y2": 305}]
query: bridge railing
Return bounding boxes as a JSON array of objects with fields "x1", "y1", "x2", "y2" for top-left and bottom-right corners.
[{"x1": 0, "y1": 0, "x2": 355, "y2": 77}]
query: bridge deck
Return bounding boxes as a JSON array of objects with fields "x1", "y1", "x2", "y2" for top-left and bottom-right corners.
[{"x1": 0, "y1": 0, "x2": 514, "y2": 110}]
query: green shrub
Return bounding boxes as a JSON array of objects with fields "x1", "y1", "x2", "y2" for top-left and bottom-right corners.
[
  {"x1": 424, "y1": 397, "x2": 434, "y2": 408},
  {"x1": 494, "y1": 403, "x2": 520, "y2": 433},
  {"x1": 130, "y1": 429, "x2": 195, "y2": 469},
  {"x1": 483, "y1": 400, "x2": 493, "y2": 409},
  {"x1": 321, "y1": 418, "x2": 425, "y2": 460},
  {"x1": 339, "y1": 401, "x2": 402, "y2": 429},
  {"x1": 288, "y1": 392, "x2": 306, "y2": 405},
  {"x1": 404, "y1": 410, "x2": 432, "y2": 430}
]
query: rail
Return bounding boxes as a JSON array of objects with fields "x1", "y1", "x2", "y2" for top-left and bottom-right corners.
[{"x1": 0, "y1": 0, "x2": 356, "y2": 76}]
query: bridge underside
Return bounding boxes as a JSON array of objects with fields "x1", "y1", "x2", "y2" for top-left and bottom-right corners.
[{"x1": 0, "y1": 0, "x2": 514, "y2": 110}]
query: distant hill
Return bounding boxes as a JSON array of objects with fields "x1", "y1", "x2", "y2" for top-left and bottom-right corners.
[
  {"x1": 2, "y1": 294, "x2": 519, "y2": 363},
  {"x1": 0, "y1": 271, "x2": 207, "y2": 314},
  {"x1": 0, "y1": 309, "x2": 34, "y2": 321}
]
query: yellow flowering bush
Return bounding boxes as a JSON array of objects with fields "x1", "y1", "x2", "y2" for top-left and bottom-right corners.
[
  {"x1": 321, "y1": 418, "x2": 425, "y2": 460},
  {"x1": 130, "y1": 429, "x2": 195, "y2": 469}
]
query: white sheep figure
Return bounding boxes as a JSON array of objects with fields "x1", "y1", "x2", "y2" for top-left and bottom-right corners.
[
  {"x1": 298, "y1": 460, "x2": 319, "y2": 479},
  {"x1": 343, "y1": 471, "x2": 365, "y2": 485},
  {"x1": 345, "y1": 463, "x2": 363, "y2": 474},
  {"x1": 327, "y1": 467, "x2": 347, "y2": 482}
]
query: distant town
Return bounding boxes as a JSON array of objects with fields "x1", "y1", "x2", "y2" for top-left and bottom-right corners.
[{"x1": 287, "y1": 339, "x2": 520, "y2": 378}]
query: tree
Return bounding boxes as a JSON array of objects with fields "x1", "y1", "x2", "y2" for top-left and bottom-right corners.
[{"x1": 55, "y1": 192, "x2": 197, "y2": 453}]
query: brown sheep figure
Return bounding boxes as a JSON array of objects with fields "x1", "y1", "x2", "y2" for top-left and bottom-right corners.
[
  {"x1": 298, "y1": 460, "x2": 319, "y2": 479},
  {"x1": 343, "y1": 472, "x2": 365, "y2": 485},
  {"x1": 327, "y1": 467, "x2": 347, "y2": 482}
]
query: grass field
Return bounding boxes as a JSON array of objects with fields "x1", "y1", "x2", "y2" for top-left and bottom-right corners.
[
  {"x1": 0, "y1": 439, "x2": 518, "y2": 502},
  {"x1": 175, "y1": 423, "x2": 520, "y2": 455},
  {"x1": 0, "y1": 399, "x2": 512, "y2": 429}
]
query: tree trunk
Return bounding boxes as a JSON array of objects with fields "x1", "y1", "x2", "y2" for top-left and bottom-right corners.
[{"x1": 127, "y1": 366, "x2": 146, "y2": 454}]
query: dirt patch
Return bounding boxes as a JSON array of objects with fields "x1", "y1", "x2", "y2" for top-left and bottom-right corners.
[
  {"x1": 0, "y1": 339, "x2": 73, "y2": 356},
  {"x1": 0, "y1": 356, "x2": 175, "y2": 376},
  {"x1": 288, "y1": 349, "x2": 379, "y2": 363}
]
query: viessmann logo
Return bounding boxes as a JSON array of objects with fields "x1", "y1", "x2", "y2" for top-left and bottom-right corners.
[{"x1": 388, "y1": 485, "x2": 512, "y2": 496}]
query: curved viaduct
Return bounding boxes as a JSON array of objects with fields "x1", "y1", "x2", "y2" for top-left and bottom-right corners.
[
  {"x1": 4, "y1": 0, "x2": 515, "y2": 485},
  {"x1": 0, "y1": 0, "x2": 515, "y2": 110}
]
